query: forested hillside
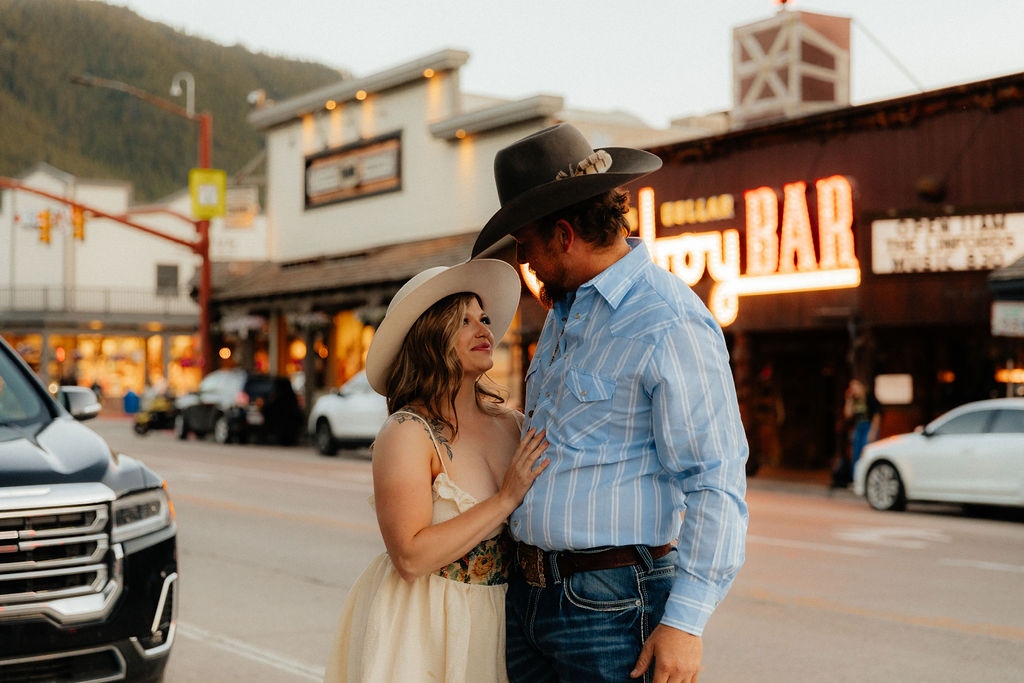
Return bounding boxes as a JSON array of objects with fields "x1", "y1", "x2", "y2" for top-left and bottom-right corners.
[{"x1": 0, "y1": 0, "x2": 347, "y2": 200}]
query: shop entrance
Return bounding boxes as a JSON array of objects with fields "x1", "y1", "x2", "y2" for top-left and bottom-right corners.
[{"x1": 746, "y1": 330, "x2": 849, "y2": 471}]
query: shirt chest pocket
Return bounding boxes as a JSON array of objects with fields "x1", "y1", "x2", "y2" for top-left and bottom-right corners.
[
  {"x1": 566, "y1": 367, "x2": 615, "y2": 403},
  {"x1": 560, "y1": 367, "x2": 617, "y2": 447}
]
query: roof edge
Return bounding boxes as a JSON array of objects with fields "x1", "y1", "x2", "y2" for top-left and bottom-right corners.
[
  {"x1": 248, "y1": 49, "x2": 470, "y2": 130},
  {"x1": 648, "y1": 71, "x2": 1024, "y2": 161},
  {"x1": 429, "y1": 95, "x2": 564, "y2": 139}
]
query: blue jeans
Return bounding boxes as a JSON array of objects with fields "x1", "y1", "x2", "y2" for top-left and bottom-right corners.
[
  {"x1": 505, "y1": 547, "x2": 676, "y2": 683},
  {"x1": 851, "y1": 419, "x2": 872, "y2": 467}
]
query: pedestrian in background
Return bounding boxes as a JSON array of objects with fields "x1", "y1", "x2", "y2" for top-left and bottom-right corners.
[
  {"x1": 324, "y1": 260, "x2": 549, "y2": 682},
  {"x1": 845, "y1": 378, "x2": 881, "y2": 469},
  {"x1": 472, "y1": 123, "x2": 749, "y2": 683}
]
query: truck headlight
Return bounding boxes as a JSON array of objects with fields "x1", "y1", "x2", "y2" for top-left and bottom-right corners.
[{"x1": 112, "y1": 485, "x2": 174, "y2": 543}]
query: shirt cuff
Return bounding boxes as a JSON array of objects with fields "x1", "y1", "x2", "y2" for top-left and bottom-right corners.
[{"x1": 659, "y1": 577, "x2": 728, "y2": 636}]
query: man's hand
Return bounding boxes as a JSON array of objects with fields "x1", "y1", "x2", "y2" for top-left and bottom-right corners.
[{"x1": 630, "y1": 623, "x2": 702, "y2": 683}]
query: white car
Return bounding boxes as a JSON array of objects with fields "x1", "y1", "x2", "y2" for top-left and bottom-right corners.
[
  {"x1": 853, "y1": 398, "x2": 1024, "y2": 511},
  {"x1": 308, "y1": 371, "x2": 388, "y2": 455}
]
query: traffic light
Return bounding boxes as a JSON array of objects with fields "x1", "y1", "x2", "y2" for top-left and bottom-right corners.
[
  {"x1": 71, "y1": 206, "x2": 85, "y2": 241},
  {"x1": 37, "y1": 209, "x2": 51, "y2": 243}
]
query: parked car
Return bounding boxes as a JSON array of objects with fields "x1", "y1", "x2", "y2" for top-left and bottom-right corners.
[
  {"x1": 174, "y1": 369, "x2": 304, "y2": 445},
  {"x1": 0, "y1": 336, "x2": 177, "y2": 682},
  {"x1": 308, "y1": 371, "x2": 388, "y2": 455},
  {"x1": 853, "y1": 398, "x2": 1024, "y2": 511}
]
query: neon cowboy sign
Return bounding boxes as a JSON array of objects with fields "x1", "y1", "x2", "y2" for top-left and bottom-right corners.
[{"x1": 521, "y1": 175, "x2": 861, "y2": 327}]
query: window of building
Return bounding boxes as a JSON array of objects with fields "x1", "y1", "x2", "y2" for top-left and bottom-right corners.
[{"x1": 156, "y1": 264, "x2": 179, "y2": 296}]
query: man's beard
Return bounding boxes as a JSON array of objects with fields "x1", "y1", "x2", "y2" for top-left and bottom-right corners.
[
  {"x1": 538, "y1": 282, "x2": 569, "y2": 310},
  {"x1": 531, "y1": 261, "x2": 570, "y2": 310}
]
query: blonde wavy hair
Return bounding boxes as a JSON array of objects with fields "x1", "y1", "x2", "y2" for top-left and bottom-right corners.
[{"x1": 384, "y1": 292, "x2": 506, "y2": 438}]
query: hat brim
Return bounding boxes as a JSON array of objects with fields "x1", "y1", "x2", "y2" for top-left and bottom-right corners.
[
  {"x1": 364, "y1": 259, "x2": 522, "y2": 395},
  {"x1": 472, "y1": 146, "x2": 662, "y2": 258}
]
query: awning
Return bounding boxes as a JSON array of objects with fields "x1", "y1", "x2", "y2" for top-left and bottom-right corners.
[
  {"x1": 211, "y1": 231, "x2": 480, "y2": 306},
  {"x1": 988, "y1": 256, "x2": 1024, "y2": 300}
]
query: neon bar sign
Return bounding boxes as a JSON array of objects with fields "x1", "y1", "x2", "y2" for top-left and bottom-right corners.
[{"x1": 521, "y1": 175, "x2": 861, "y2": 326}]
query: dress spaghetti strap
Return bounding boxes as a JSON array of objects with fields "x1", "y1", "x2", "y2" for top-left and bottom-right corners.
[{"x1": 388, "y1": 410, "x2": 448, "y2": 475}]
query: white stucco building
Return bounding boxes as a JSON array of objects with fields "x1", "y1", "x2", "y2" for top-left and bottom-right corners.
[
  {"x1": 0, "y1": 162, "x2": 268, "y2": 398},
  {"x1": 222, "y1": 49, "x2": 703, "y2": 403}
]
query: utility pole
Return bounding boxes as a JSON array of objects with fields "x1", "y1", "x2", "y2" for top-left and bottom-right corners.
[{"x1": 70, "y1": 72, "x2": 217, "y2": 375}]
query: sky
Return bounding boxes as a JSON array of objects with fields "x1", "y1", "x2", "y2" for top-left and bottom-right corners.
[{"x1": 103, "y1": 0, "x2": 1024, "y2": 128}]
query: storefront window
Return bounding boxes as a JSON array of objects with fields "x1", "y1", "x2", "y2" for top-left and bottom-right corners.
[
  {"x1": 286, "y1": 337, "x2": 306, "y2": 376},
  {"x1": 147, "y1": 335, "x2": 164, "y2": 385},
  {"x1": 254, "y1": 349, "x2": 269, "y2": 373},
  {"x1": 1, "y1": 334, "x2": 42, "y2": 372},
  {"x1": 2, "y1": 332, "x2": 199, "y2": 400},
  {"x1": 167, "y1": 335, "x2": 201, "y2": 396},
  {"x1": 331, "y1": 311, "x2": 372, "y2": 388}
]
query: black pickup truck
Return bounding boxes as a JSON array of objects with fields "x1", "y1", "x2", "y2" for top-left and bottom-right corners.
[{"x1": 0, "y1": 336, "x2": 177, "y2": 682}]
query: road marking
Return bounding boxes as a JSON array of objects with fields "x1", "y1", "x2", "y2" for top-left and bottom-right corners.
[
  {"x1": 171, "y1": 492, "x2": 380, "y2": 534},
  {"x1": 833, "y1": 526, "x2": 952, "y2": 549},
  {"x1": 177, "y1": 622, "x2": 325, "y2": 681},
  {"x1": 738, "y1": 587, "x2": 1024, "y2": 643},
  {"x1": 159, "y1": 461, "x2": 374, "y2": 491},
  {"x1": 941, "y1": 558, "x2": 1024, "y2": 574},
  {"x1": 747, "y1": 535, "x2": 876, "y2": 556}
]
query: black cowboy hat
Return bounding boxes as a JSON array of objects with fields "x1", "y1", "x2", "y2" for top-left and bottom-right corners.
[{"x1": 471, "y1": 123, "x2": 663, "y2": 258}]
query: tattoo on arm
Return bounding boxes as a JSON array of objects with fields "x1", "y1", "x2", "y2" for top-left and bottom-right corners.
[
  {"x1": 389, "y1": 411, "x2": 454, "y2": 461},
  {"x1": 427, "y1": 417, "x2": 455, "y2": 462}
]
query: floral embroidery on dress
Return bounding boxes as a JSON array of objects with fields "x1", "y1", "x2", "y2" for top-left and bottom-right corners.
[{"x1": 438, "y1": 531, "x2": 513, "y2": 586}]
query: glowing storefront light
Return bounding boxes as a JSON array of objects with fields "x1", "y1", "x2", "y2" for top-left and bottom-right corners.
[
  {"x1": 520, "y1": 175, "x2": 861, "y2": 327},
  {"x1": 995, "y1": 368, "x2": 1024, "y2": 384}
]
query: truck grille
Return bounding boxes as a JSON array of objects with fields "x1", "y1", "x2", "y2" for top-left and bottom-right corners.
[
  {"x1": 0, "y1": 645, "x2": 126, "y2": 683},
  {"x1": 0, "y1": 504, "x2": 111, "y2": 605}
]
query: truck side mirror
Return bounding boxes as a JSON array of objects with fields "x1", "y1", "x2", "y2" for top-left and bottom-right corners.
[{"x1": 58, "y1": 385, "x2": 102, "y2": 421}]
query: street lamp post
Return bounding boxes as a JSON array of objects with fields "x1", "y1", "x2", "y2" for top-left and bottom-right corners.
[
  {"x1": 170, "y1": 72, "x2": 195, "y2": 116},
  {"x1": 70, "y1": 72, "x2": 215, "y2": 375},
  {"x1": 169, "y1": 72, "x2": 213, "y2": 170}
]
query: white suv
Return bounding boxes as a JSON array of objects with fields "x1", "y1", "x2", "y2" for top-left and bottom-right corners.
[{"x1": 307, "y1": 371, "x2": 388, "y2": 455}]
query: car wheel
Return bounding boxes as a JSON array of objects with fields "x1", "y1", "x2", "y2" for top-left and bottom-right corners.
[
  {"x1": 174, "y1": 414, "x2": 188, "y2": 440},
  {"x1": 213, "y1": 415, "x2": 232, "y2": 444},
  {"x1": 865, "y1": 461, "x2": 906, "y2": 511},
  {"x1": 315, "y1": 418, "x2": 338, "y2": 456}
]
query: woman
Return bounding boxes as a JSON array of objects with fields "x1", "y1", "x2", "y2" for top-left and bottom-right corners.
[{"x1": 324, "y1": 260, "x2": 549, "y2": 683}]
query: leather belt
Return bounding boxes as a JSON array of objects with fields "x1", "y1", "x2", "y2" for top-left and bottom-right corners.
[{"x1": 515, "y1": 541, "x2": 673, "y2": 588}]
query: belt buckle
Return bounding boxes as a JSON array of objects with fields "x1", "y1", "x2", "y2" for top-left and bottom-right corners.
[{"x1": 518, "y1": 546, "x2": 547, "y2": 588}]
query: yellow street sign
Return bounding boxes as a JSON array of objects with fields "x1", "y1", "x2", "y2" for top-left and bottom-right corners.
[{"x1": 189, "y1": 168, "x2": 227, "y2": 219}]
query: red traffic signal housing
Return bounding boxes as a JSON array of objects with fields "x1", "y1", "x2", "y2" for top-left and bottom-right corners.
[
  {"x1": 71, "y1": 206, "x2": 85, "y2": 240},
  {"x1": 37, "y1": 209, "x2": 51, "y2": 243}
]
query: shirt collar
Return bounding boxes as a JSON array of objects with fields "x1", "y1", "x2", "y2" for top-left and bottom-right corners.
[{"x1": 580, "y1": 238, "x2": 650, "y2": 310}]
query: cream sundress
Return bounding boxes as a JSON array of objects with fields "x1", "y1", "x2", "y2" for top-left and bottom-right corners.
[{"x1": 323, "y1": 410, "x2": 515, "y2": 683}]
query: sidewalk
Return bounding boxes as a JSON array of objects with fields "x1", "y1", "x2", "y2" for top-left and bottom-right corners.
[{"x1": 748, "y1": 464, "x2": 858, "y2": 501}]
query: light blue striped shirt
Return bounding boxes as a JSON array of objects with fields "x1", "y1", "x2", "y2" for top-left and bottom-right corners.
[{"x1": 511, "y1": 238, "x2": 748, "y2": 636}]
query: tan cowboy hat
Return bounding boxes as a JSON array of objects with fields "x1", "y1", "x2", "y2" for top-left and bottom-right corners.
[
  {"x1": 364, "y1": 259, "x2": 521, "y2": 395},
  {"x1": 471, "y1": 123, "x2": 663, "y2": 257}
]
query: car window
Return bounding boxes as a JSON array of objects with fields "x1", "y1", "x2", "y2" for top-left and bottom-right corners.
[
  {"x1": 931, "y1": 410, "x2": 992, "y2": 435},
  {"x1": 245, "y1": 376, "x2": 276, "y2": 397},
  {"x1": 988, "y1": 408, "x2": 1024, "y2": 434},
  {"x1": 0, "y1": 352, "x2": 49, "y2": 428}
]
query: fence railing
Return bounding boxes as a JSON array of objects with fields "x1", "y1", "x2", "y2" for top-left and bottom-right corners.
[{"x1": 0, "y1": 287, "x2": 199, "y2": 316}]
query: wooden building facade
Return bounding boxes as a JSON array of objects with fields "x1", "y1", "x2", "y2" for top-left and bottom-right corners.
[{"x1": 639, "y1": 72, "x2": 1024, "y2": 470}]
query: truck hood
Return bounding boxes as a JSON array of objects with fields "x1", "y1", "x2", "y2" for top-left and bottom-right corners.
[{"x1": 0, "y1": 417, "x2": 153, "y2": 493}]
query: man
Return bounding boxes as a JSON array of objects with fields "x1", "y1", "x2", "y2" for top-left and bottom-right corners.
[{"x1": 472, "y1": 123, "x2": 748, "y2": 683}]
